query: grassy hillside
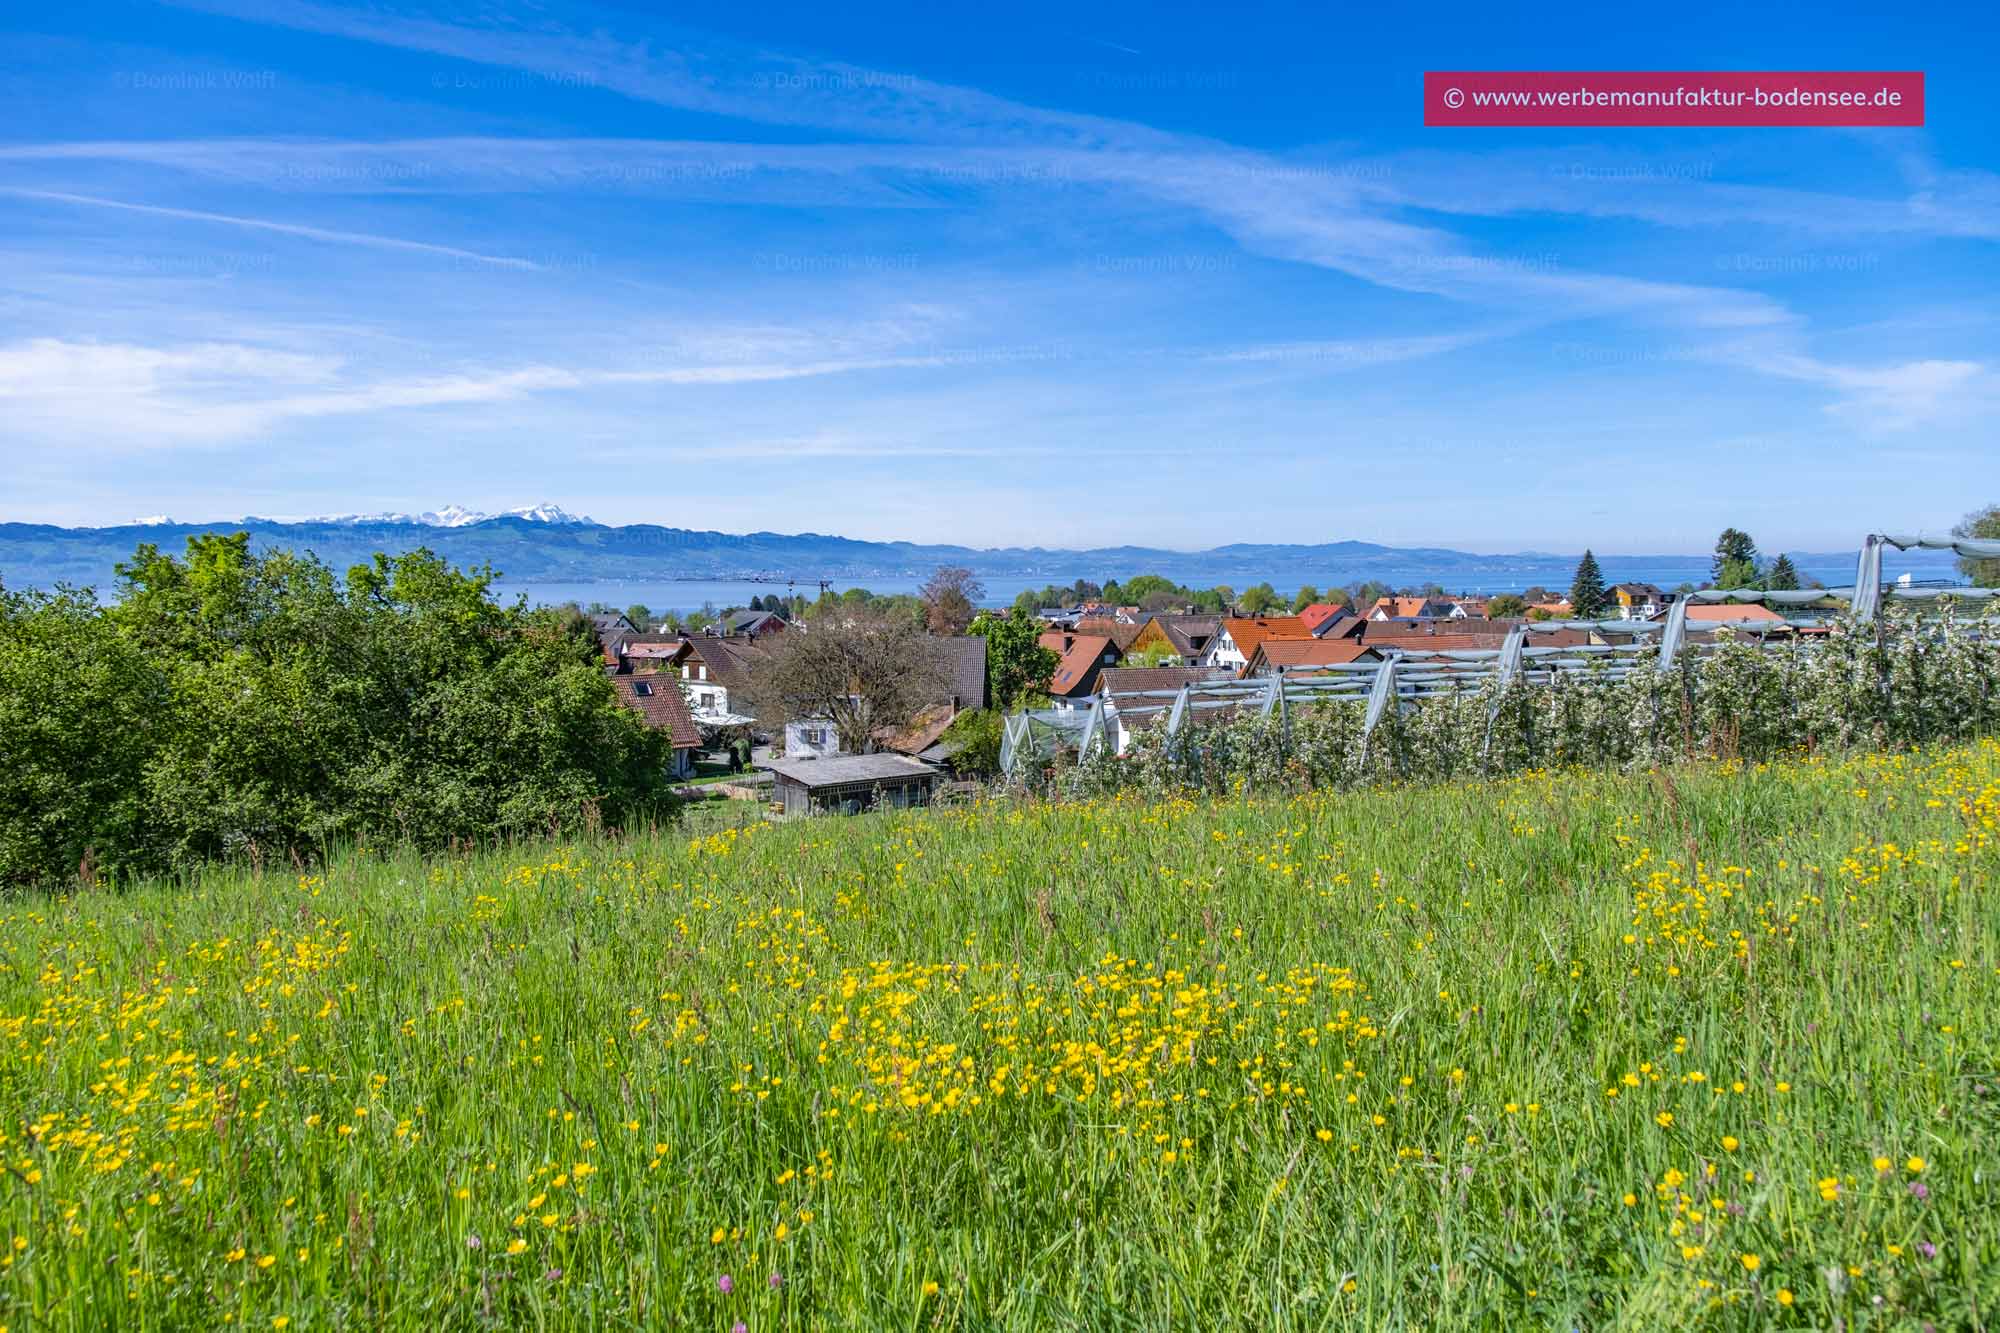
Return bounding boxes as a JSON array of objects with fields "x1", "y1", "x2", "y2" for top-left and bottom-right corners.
[{"x1": 1, "y1": 742, "x2": 1996, "y2": 1329}]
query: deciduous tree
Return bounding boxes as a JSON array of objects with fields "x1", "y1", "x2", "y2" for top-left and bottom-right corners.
[
  {"x1": 970, "y1": 608, "x2": 1060, "y2": 711},
  {"x1": 1954, "y1": 503, "x2": 2000, "y2": 586},
  {"x1": 920, "y1": 566, "x2": 986, "y2": 635},
  {"x1": 1239, "y1": 583, "x2": 1281, "y2": 615},
  {"x1": 747, "y1": 610, "x2": 948, "y2": 756},
  {"x1": 0, "y1": 538, "x2": 671, "y2": 886}
]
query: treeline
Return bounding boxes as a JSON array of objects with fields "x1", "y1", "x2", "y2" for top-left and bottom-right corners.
[
  {"x1": 601, "y1": 589, "x2": 934, "y2": 635},
  {"x1": 0, "y1": 535, "x2": 674, "y2": 888},
  {"x1": 1010, "y1": 574, "x2": 1438, "y2": 616},
  {"x1": 601, "y1": 591, "x2": 810, "y2": 635}
]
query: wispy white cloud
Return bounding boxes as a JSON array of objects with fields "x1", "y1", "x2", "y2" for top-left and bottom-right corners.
[
  {"x1": 1743, "y1": 350, "x2": 1991, "y2": 430},
  {"x1": 0, "y1": 335, "x2": 974, "y2": 448},
  {"x1": 0, "y1": 186, "x2": 544, "y2": 268},
  {"x1": 167, "y1": 0, "x2": 1198, "y2": 152},
  {"x1": 129, "y1": 4, "x2": 1831, "y2": 336},
  {"x1": 8, "y1": 0, "x2": 1992, "y2": 464},
  {"x1": 1326, "y1": 148, "x2": 2000, "y2": 242},
  {"x1": 0, "y1": 135, "x2": 1807, "y2": 330},
  {"x1": 1209, "y1": 332, "x2": 1493, "y2": 369}
]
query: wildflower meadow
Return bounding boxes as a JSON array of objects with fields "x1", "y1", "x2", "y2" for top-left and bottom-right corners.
[{"x1": 2, "y1": 740, "x2": 1997, "y2": 1328}]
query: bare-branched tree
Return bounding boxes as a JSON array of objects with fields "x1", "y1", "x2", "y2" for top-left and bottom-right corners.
[
  {"x1": 920, "y1": 566, "x2": 985, "y2": 636},
  {"x1": 747, "y1": 611, "x2": 950, "y2": 755}
]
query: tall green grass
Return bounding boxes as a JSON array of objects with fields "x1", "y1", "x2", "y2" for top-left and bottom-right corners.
[{"x1": 1, "y1": 742, "x2": 1996, "y2": 1329}]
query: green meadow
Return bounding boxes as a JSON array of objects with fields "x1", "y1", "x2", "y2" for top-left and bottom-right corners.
[{"x1": 1, "y1": 742, "x2": 1996, "y2": 1329}]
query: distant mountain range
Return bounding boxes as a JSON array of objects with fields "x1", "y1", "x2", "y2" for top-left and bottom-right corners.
[
  {"x1": 133, "y1": 503, "x2": 594, "y2": 529},
  {"x1": 0, "y1": 504, "x2": 1952, "y2": 596}
]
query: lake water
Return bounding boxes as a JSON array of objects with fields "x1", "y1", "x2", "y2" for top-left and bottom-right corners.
[
  {"x1": 493, "y1": 548, "x2": 1960, "y2": 617},
  {"x1": 490, "y1": 576, "x2": 1058, "y2": 616}
]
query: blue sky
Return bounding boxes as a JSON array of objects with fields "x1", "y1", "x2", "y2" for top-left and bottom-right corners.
[{"x1": 2, "y1": 0, "x2": 1996, "y2": 551}]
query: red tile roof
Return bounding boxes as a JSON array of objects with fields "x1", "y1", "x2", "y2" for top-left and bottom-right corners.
[
  {"x1": 1045, "y1": 633, "x2": 1116, "y2": 697},
  {"x1": 610, "y1": 673, "x2": 701, "y2": 749},
  {"x1": 1097, "y1": 665, "x2": 1234, "y2": 696},
  {"x1": 1370, "y1": 596, "x2": 1439, "y2": 619},
  {"x1": 1248, "y1": 639, "x2": 1379, "y2": 672},
  {"x1": 1682, "y1": 602, "x2": 1785, "y2": 623},
  {"x1": 1073, "y1": 616, "x2": 1148, "y2": 651},
  {"x1": 680, "y1": 635, "x2": 770, "y2": 686},
  {"x1": 1297, "y1": 603, "x2": 1353, "y2": 633},
  {"x1": 877, "y1": 701, "x2": 958, "y2": 756},
  {"x1": 1220, "y1": 616, "x2": 1313, "y2": 665}
]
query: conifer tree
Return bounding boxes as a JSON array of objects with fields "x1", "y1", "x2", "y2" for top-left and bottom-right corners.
[
  {"x1": 1712, "y1": 528, "x2": 1758, "y2": 586},
  {"x1": 1569, "y1": 549, "x2": 1607, "y2": 619}
]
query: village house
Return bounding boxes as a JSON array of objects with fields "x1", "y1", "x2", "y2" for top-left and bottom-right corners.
[
  {"x1": 588, "y1": 611, "x2": 641, "y2": 664},
  {"x1": 587, "y1": 625, "x2": 701, "y2": 779},
  {"x1": 1041, "y1": 630, "x2": 1123, "y2": 704},
  {"x1": 782, "y1": 636, "x2": 988, "y2": 762},
  {"x1": 1656, "y1": 602, "x2": 1787, "y2": 628},
  {"x1": 1446, "y1": 596, "x2": 1490, "y2": 620},
  {"x1": 668, "y1": 635, "x2": 770, "y2": 724},
  {"x1": 1367, "y1": 595, "x2": 1453, "y2": 621},
  {"x1": 1241, "y1": 637, "x2": 1380, "y2": 677},
  {"x1": 1608, "y1": 583, "x2": 1672, "y2": 620},
  {"x1": 619, "y1": 636, "x2": 683, "y2": 664},
  {"x1": 607, "y1": 671, "x2": 702, "y2": 778},
  {"x1": 718, "y1": 608, "x2": 789, "y2": 637},
  {"x1": 1091, "y1": 664, "x2": 1233, "y2": 752},
  {"x1": 1387, "y1": 617, "x2": 1592, "y2": 651},
  {"x1": 1198, "y1": 615, "x2": 1315, "y2": 676},
  {"x1": 1297, "y1": 602, "x2": 1356, "y2": 636},
  {"x1": 1071, "y1": 616, "x2": 1150, "y2": 653},
  {"x1": 1123, "y1": 613, "x2": 1223, "y2": 665}
]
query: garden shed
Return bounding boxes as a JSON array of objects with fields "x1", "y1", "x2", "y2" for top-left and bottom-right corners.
[{"x1": 766, "y1": 753, "x2": 941, "y2": 816}]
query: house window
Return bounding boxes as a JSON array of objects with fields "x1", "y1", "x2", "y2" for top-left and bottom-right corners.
[{"x1": 635, "y1": 681, "x2": 653, "y2": 696}]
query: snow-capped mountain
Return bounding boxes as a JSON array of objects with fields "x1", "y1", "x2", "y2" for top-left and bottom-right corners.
[
  {"x1": 499, "y1": 503, "x2": 593, "y2": 526},
  {"x1": 298, "y1": 503, "x2": 595, "y2": 527}
]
